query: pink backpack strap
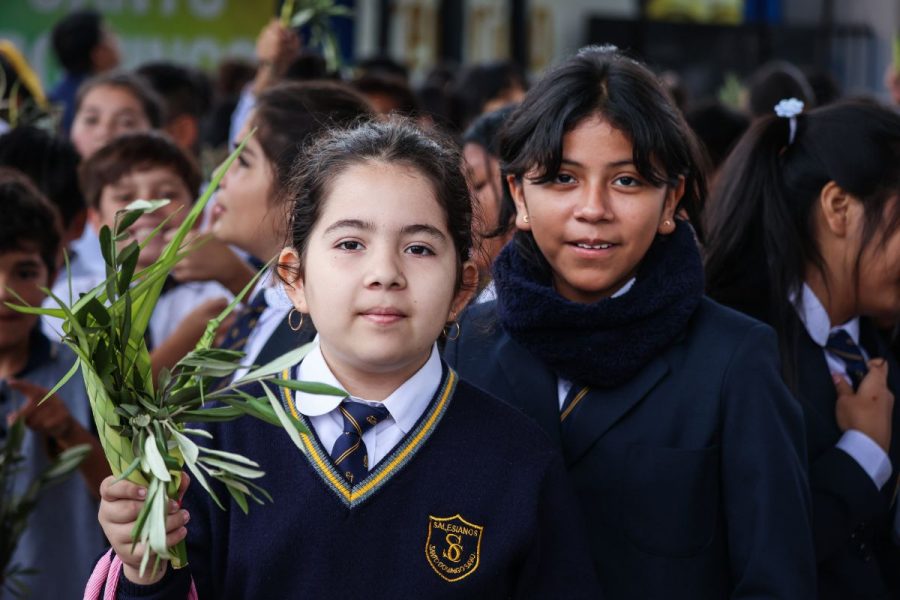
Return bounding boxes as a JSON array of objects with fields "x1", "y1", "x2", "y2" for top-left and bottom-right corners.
[
  {"x1": 83, "y1": 548, "x2": 113, "y2": 600},
  {"x1": 84, "y1": 549, "x2": 199, "y2": 600}
]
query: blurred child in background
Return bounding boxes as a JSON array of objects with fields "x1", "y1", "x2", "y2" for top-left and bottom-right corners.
[
  {"x1": 43, "y1": 132, "x2": 230, "y2": 365},
  {"x1": 0, "y1": 168, "x2": 107, "y2": 600}
]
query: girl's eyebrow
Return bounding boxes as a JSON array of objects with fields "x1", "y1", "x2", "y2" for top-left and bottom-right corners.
[
  {"x1": 607, "y1": 159, "x2": 635, "y2": 168},
  {"x1": 322, "y1": 220, "x2": 446, "y2": 241},
  {"x1": 13, "y1": 258, "x2": 42, "y2": 269},
  {"x1": 401, "y1": 223, "x2": 446, "y2": 241},
  {"x1": 560, "y1": 157, "x2": 634, "y2": 168},
  {"x1": 323, "y1": 218, "x2": 376, "y2": 234}
]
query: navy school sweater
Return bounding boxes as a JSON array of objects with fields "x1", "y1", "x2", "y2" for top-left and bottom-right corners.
[{"x1": 111, "y1": 363, "x2": 602, "y2": 599}]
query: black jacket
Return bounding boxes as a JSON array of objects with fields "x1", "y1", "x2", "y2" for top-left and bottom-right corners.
[{"x1": 446, "y1": 297, "x2": 817, "y2": 599}]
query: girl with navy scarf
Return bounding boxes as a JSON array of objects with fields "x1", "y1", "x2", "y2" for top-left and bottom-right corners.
[
  {"x1": 444, "y1": 46, "x2": 816, "y2": 598},
  {"x1": 705, "y1": 100, "x2": 900, "y2": 599}
]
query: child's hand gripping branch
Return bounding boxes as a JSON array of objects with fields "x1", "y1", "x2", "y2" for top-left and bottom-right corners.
[{"x1": 98, "y1": 473, "x2": 191, "y2": 585}]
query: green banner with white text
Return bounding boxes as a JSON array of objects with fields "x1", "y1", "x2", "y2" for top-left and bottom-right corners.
[{"x1": 0, "y1": 0, "x2": 274, "y2": 89}]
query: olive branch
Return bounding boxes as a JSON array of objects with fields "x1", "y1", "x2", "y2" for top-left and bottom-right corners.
[{"x1": 5, "y1": 131, "x2": 343, "y2": 576}]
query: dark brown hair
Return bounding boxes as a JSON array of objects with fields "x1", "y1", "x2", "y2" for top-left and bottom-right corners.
[
  {"x1": 250, "y1": 81, "x2": 374, "y2": 205},
  {"x1": 74, "y1": 70, "x2": 165, "y2": 128},
  {"x1": 705, "y1": 99, "x2": 900, "y2": 386},
  {"x1": 78, "y1": 131, "x2": 201, "y2": 209},
  {"x1": 0, "y1": 126, "x2": 84, "y2": 227},
  {"x1": 0, "y1": 167, "x2": 61, "y2": 273}
]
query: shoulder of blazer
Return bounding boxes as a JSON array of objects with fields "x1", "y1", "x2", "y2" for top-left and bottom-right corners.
[
  {"x1": 458, "y1": 299, "x2": 501, "y2": 331},
  {"x1": 682, "y1": 296, "x2": 778, "y2": 352},
  {"x1": 450, "y1": 300, "x2": 505, "y2": 358}
]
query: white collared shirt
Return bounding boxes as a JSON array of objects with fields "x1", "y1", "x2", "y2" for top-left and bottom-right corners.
[
  {"x1": 293, "y1": 339, "x2": 440, "y2": 471},
  {"x1": 231, "y1": 270, "x2": 292, "y2": 382},
  {"x1": 790, "y1": 282, "x2": 891, "y2": 490},
  {"x1": 557, "y1": 277, "x2": 636, "y2": 407}
]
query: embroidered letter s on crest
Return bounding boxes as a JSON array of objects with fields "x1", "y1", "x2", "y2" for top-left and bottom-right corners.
[{"x1": 425, "y1": 514, "x2": 484, "y2": 582}]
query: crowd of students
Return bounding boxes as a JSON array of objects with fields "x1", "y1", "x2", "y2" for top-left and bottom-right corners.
[{"x1": 0, "y1": 7, "x2": 899, "y2": 600}]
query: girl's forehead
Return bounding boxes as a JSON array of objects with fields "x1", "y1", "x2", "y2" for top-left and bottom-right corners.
[
  {"x1": 320, "y1": 162, "x2": 447, "y2": 227},
  {"x1": 109, "y1": 166, "x2": 188, "y2": 189},
  {"x1": 84, "y1": 85, "x2": 140, "y2": 108}
]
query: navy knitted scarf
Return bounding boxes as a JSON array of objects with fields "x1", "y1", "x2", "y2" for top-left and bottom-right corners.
[{"x1": 492, "y1": 221, "x2": 704, "y2": 388}]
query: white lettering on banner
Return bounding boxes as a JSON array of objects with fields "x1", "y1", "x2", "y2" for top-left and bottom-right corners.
[
  {"x1": 120, "y1": 36, "x2": 255, "y2": 69},
  {"x1": 28, "y1": 0, "x2": 66, "y2": 12},
  {"x1": 27, "y1": 0, "x2": 225, "y2": 18},
  {"x1": 0, "y1": 31, "x2": 256, "y2": 85},
  {"x1": 95, "y1": 0, "x2": 126, "y2": 14},
  {"x1": 189, "y1": 0, "x2": 225, "y2": 19}
]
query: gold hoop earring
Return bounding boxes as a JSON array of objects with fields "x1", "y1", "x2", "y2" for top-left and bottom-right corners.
[
  {"x1": 523, "y1": 214, "x2": 530, "y2": 224},
  {"x1": 287, "y1": 308, "x2": 305, "y2": 332},
  {"x1": 443, "y1": 321, "x2": 460, "y2": 341}
]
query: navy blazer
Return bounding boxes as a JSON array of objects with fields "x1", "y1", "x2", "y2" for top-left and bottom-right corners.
[
  {"x1": 788, "y1": 317, "x2": 900, "y2": 600},
  {"x1": 445, "y1": 297, "x2": 816, "y2": 599}
]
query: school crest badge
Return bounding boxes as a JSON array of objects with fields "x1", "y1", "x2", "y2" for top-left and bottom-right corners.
[{"x1": 425, "y1": 514, "x2": 484, "y2": 582}]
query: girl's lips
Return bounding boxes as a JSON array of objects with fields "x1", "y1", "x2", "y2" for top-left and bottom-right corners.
[
  {"x1": 212, "y1": 203, "x2": 226, "y2": 220},
  {"x1": 360, "y1": 308, "x2": 406, "y2": 325},
  {"x1": 567, "y1": 241, "x2": 619, "y2": 257}
]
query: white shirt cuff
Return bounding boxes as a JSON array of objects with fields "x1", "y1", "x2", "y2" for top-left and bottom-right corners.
[{"x1": 836, "y1": 430, "x2": 893, "y2": 490}]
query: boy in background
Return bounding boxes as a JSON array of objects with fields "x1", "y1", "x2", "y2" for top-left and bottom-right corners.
[
  {"x1": 44, "y1": 131, "x2": 231, "y2": 367},
  {"x1": 0, "y1": 168, "x2": 108, "y2": 599}
]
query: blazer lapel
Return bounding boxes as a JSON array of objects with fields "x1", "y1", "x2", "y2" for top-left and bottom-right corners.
[
  {"x1": 561, "y1": 356, "x2": 669, "y2": 465},
  {"x1": 496, "y1": 334, "x2": 562, "y2": 445},
  {"x1": 793, "y1": 329, "x2": 837, "y2": 422}
]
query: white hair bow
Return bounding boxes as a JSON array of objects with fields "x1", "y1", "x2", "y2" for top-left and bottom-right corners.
[{"x1": 774, "y1": 98, "x2": 804, "y2": 145}]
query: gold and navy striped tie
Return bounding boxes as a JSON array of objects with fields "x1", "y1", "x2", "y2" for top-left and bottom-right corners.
[
  {"x1": 826, "y1": 329, "x2": 868, "y2": 390},
  {"x1": 330, "y1": 400, "x2": 390, "y2": 485}
]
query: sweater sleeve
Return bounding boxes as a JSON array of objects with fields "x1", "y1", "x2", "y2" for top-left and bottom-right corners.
[
  {"x1": 513, "y1": 451, "x2": 603, "y2": 599},
  {"x1": 719, "y1": 324, "x2": 817, "y2": 599},
  {"x1": 115, "y1": 564, "x2": 193, "y2": 600}
]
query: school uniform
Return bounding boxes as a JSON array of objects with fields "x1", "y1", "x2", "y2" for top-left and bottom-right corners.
[
  {"x1": 785, "y1": 284, "x2": 900, "y2": 600},
  {"x1": 90, "y1": 342, "x2": 601, "y2": 599},
  {"x1": 0, "y1": 328, "x2": 106, "y2": 600},
  {"x1": 444, "y1": 224, "x2": 816, "y2": 599}
]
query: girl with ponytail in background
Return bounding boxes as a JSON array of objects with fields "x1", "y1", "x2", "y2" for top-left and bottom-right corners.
[{"x1": 706, "y1": 99, "x2": 900, "y2": 599}]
